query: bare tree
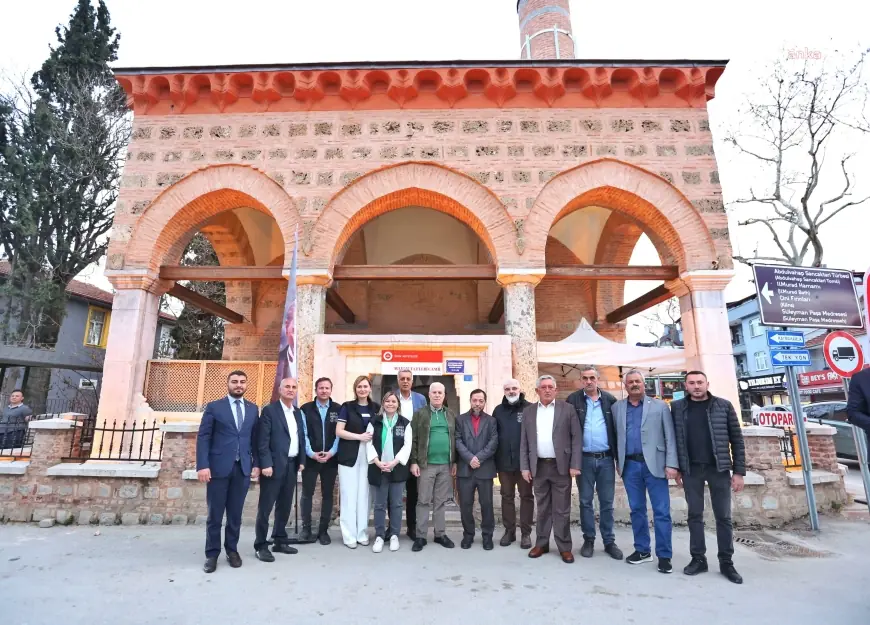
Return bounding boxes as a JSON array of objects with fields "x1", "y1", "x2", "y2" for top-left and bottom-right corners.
[
  {"x1": 634, "y1": 297, "x2": 681, "y2": 347},
  {"x1": 725, "y1": 47, "x2": 870, "y2": 267}
]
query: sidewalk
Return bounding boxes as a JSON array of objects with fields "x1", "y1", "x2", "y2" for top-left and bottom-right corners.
[{"x1": 2, "y1": 518, "x2": 869, "y2": 624}]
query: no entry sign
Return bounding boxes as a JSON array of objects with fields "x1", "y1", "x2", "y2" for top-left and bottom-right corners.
[
  {"x1": 752, "y1": 265, "x2": 863, "y2": 329},
  {"x1": 823, "y1": 331, "x2": 865, "y2": 378}
]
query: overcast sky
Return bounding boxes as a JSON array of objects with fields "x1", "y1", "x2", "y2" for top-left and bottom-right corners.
[{"x1": 2, "y1": 0, "x2": 868, "y2": 342}]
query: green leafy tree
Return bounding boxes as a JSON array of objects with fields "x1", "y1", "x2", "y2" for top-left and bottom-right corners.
[{"x1": 0, "y1": 0, "x2": 129, "y2": 347}]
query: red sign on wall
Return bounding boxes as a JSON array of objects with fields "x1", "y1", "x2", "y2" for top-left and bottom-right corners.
[
  {"x1": 381, "y1": 350, "x2": 443, "y2": 363},
  {"x1": 798, "y1": 369, "x2": 842, "y2": 387},
  {"x1": 380, "y1": 350, "x2": 444, "y2": 375}
]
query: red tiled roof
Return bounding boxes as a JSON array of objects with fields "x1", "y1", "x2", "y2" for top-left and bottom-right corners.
[
  {"x1": 806, "y1": 328, "x2": 866, "y2": 348},
  {"x1": 0, "y1": 261, "x2": 176, "y2": 321}
]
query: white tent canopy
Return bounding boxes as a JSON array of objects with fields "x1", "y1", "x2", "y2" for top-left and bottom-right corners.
[{"x1": 537, "y1": 318, "x2": 687, "y2": 377}]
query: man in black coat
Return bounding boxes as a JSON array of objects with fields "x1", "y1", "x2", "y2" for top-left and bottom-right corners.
[
  {"x1": 455, "y1": 389, "x2": 499, "y2": 550},
  {"x1": 565, "y1": 366, "x2": 623, "y2": 561},
  {"x1": 671, "y1": 370, "x2": 745, "y2": 585},
  {"x1": 493, "y1": 379, "x2": 533, "y2": 548},
  {"x1": 254, "y1": 377, "x2": 307, "y2": 562},
  {"x1": 299, "y1": 377, "x2": 341, "y2": 545}
]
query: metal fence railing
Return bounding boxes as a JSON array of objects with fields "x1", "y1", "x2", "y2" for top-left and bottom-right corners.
[
  {"x1": 0, "y1": 413, "x2": 59, "y2": 459},
  {"x1": 62, "y1": 417, "x2": 165, "y2": 465},
  {"x1": 779, "y1": 429, "x2": 802, "y2": 468}
]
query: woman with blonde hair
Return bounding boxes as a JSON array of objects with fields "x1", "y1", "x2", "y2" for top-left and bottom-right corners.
[
  {"x1": 366, "y1": 391, "x2": 412, "y2": 553},
  {"x1": 336, "y1": 375, "x2": 380, "y2": 548}
]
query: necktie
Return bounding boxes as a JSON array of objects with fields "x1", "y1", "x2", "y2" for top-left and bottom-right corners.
[{"x1": 234, "y1": 400, "x2": 243, "y2": 431}]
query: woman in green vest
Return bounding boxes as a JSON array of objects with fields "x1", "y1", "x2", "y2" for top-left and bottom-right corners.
[{"x1": 366, "y1": 391, "x2": 412, "y2": 553}]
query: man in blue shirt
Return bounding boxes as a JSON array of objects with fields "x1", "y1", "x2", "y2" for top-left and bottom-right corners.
[
  {"x1": 566, "y1": 366, "x2": 623, "y2": 561},
  {"x1": 299, "y1": 377, "x2": 342, "y2": 544}
]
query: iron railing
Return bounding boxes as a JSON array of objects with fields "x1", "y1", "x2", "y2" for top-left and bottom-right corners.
[
  {"x1": 0, "y1": 413, "x2": 63, "y2": 459},
  {"x1": 62, "y1": 417, "x2": 165, "y2": 464},
  {"x1": 779, "y1": 429, "x2": 801, "y2": 467}
]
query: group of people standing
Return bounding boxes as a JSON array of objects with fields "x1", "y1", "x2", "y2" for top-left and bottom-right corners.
[{"x1": 195, "y1": 366, "x2": 746, "y2": 585}]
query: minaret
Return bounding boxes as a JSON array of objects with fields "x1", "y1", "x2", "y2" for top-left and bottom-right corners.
[{"x1": 517, "y1": 0, "x2": 575, "y2": 60}]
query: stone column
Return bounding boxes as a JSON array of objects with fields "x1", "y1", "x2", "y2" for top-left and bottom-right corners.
[
  {"x1": 99, "y1": 274, "x2": 169, "y2": 424},
  {"x1": 295, "y1": 271, "x2": 330, "y2": 405},
  {"x1": 498, "y1": 272, "x2": 545, "y2": 403},
  {"x1": 666, "y1": 270, "x2": 739, "y2": 410}
]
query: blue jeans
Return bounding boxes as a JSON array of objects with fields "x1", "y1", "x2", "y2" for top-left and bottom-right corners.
[
  {"x1": 577, "y1": 454, "x2": 616, "y2": 544},
  {"x1": 622, "y1": 459, "x2": 672, "y2": 558}
]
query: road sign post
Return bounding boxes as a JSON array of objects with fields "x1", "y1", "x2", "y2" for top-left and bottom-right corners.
[{"x1": 783, "y1": 365, "x2": 820, "y2": 530}]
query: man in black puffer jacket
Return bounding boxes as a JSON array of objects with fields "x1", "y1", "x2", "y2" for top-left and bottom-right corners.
[
  {"x1": 671, "y1": 370, "x2": 745, "y2": 585},
  {"x1": 493, "y1": 380, "x2": 533, "y2": 549}
]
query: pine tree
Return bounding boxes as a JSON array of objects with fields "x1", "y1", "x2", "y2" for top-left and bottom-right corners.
[{"x1": 0, "y1": 0, "x2": 129, "y2": 346}]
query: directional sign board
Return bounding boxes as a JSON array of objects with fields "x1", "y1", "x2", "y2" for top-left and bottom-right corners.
[
  {"x1": 770, "y1": 349, "x2": 812, "y2": 367},
  {"x1": 823, "y1": 331, "x2": 865, "y2": 378},
  {"x1": 766, "y1": 330, "x2": 805, "y2": 348},
  {"x1": 753, "y1": 264, "x2": 863, "y2": 329}
]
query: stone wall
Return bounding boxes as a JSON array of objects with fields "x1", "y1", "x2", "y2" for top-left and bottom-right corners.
[{"x1": 0, "y1": 421, "x2": 849, "y2": 530}]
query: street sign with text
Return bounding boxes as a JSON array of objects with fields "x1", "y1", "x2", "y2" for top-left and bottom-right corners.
[
  {"x1": 770, "y1": 349, "x2": 812, "y2": 367},
  {"x1": 766, "y1": 331, "x2": 806, "y2": 348},
  {"x1": 752, "y1": 264, "x2": 863, "y2": 329}
]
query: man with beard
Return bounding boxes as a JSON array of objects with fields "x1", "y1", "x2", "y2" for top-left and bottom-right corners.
[{"x1": 493, "y1": 379, "x2": 533, "y2": 548}]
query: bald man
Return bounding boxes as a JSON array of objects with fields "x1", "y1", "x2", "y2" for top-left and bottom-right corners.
[
  {"x1": 254, "y1": 377, "x2": 308, "y2": 563},
  {"x1": 409, "y1": 382, "x2": 458, "y2": 552},
  {"x1": 493, "y1": 379, "x2": 534, "y2": 548}
]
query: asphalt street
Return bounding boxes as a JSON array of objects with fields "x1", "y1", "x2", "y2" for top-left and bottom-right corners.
[{"x1": 1, "y1": 520, "x2": 868, "y2": 625}]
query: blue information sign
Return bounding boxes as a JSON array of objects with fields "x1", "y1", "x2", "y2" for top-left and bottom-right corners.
[
  {"x1": 770, "y1": 349, "x2": 812, "y2": 367},
  {"x1": 766, "y1": 330, "x2": 806, "y2": 348},
  {"x1": 446, "y1": 359, "x2": 465, "y2": 373}
]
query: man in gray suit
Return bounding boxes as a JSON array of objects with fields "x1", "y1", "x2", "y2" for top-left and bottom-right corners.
[
  {"x1": 455, "y1": 389, "x2": 499, "y2": 550},
  {"x1": 521, "y1": 375, "x2": 582, "y2": 564},
  {"x1": 614, "y1": 369, "x2": 679, "y2": 574}
]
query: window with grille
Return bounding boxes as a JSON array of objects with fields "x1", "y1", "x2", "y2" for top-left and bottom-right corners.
[
  {"x1": 84, "y1": 307, "x2": 110, "y2": 348},
  {"x1": 754, "y1": 350, "x2": 770, "y2": 371}
]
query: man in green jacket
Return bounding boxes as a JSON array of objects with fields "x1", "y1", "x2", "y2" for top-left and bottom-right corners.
[{"x1": 409, "y1": 382, "x2": 457, "y2": 552}]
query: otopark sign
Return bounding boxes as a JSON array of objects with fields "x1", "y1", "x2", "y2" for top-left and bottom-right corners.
[
  {"x1": 752, "y1": 264, "x2": 863, "y2": 329},
  {"x1": 823, "y1": 331, "x2": 865, "y2": 378}
]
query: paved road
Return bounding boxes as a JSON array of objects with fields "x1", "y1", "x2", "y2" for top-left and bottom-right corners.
[{"x1": 1, "y1": 520, "x2": 869, "y2": 624}]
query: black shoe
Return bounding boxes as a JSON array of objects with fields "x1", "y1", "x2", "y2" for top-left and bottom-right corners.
[
  {"x1": 520, "y1": 534, "x2": 532, "y2": 549},
  {"x1": 318, "y1": 533, "x2": 331, "y2": 546},
  {"x1": 499, "y1": 530, "x2": 516, "y2": 547},
  {"x1": 720, "y1": 562, "x2": 743, "y2": 584},
  {"x1": 299, "y1": 527, "x2": 314, "y2": 542},
  {"x1": 482, "y1": 536, "x2": 494, "y2": 551},
  {"x1": 434, "y1": 535, "x2": 455, "y2": 549},
  {"x1": 203, "y1": 556, "x2": 217, "y2": 573},
  {"x1": 255, "y1": 547, "x2": 275, "y2": 562},
  {"x1": 657, "y1": 558, "x2": 673, "y2": 574},
  {"x1": 273, "y1": 543, "x2": 298, "y2": 555},
  {"x1": 626, "y1": 551, "x2": 652, "y2": 565},
  {"x1": 604, "y1": 543, "x2": 624, "y2": 560},
  {"x1": 683, "y1": 557, "x2": 709, "y2": 576},
  {"x1": 579, "y1": 539, "x2": 595, "y2": 558},
  {"x1": 226, "y1": 551, "x2": 242, "y2": 568},
  {"x1": 461, "y1": 537, "x2": 473, "y2": 549},
  {"x1": 412, "y1": 538, "x2": 427, "y2": 552}
]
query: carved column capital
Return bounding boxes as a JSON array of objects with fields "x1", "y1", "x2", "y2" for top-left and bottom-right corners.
[
  {"x1": 497, "y1": 269, "x2": 546, "y2": 287},
  {"x1": 292, "y1": 269, "x2": 333, "y2": 288},
  {"x1": 666, "y1": 270, "x2": 735, "y2": 296},
  {"x1": 104, "y1": 270, "x2": 171, "y2": 295}
]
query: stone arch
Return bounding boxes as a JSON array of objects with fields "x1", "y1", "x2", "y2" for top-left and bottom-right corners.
[
  {"x1": 314, "y1": 162, "x2": 517, "y2": 271},
  {"x1": 125, "y1": 164, "x2": 299, "y2": 271},
  {"x1": 524, "y1": 158, "x2": 718, "y2": 273}
]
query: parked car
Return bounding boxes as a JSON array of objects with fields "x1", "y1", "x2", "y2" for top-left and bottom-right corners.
[{"x1": 803, "y1": 401, "x2": 858, "y2": 460}]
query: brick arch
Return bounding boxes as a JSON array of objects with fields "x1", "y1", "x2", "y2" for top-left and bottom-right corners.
[
  {"x1": 315, "y1": 162, "x2": 516, "y2": 271},
  {"x1": 525, "y1": 158, "x2": 717, "y2": 272},
  {"x1": 125, "y1": 164, "x2": 299, "y2": 271}
]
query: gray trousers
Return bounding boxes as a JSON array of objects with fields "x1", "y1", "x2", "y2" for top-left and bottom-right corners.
[
  {"x1": 416, "y1": 463, "x2": 451, "y2": 539},
  {"x1": 373, "y1": 475, "x2": 405, "y2": 540},
  {"x1": 534, "y1": 459, "x2": 573, "y2": 552},
  {"x1": 459, "y1": 476, "x2": 495, "y2": 540}
]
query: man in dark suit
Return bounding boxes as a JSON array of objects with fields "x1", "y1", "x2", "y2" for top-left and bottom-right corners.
[
  {"x1": 455, "y1": 389, "x2": 499, "y2": 550},
  {"x1": 521, "y1": 374, "x2": 582, "y2": 563},
  {"x1": 196, "y1": 370, "x2": 260, "y2": 574},
  {"x1": 566, "y1": 366, "x2": 623, "y2": 561},
  {"x1": 254, "y1": 377, "x2": 307, "y2": 563},
  {"x1": 847, "y1": 367, "x2": 870, "y2": 448},
  {"x1": 299, "y1": 376, "x2": 341, "y2": 545}
]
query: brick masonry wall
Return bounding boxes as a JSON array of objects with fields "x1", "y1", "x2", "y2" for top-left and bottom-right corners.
[
  {"x1": 111, "y1": 108, "x2": 726, "y2": 268},
  {"x1": 0, "y1": 425, "x2": 848, "y2": 529}
]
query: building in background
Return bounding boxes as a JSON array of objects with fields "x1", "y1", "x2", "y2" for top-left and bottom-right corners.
[{"x1": 0, "y1": 262, "x2": 176, "y2": 414}]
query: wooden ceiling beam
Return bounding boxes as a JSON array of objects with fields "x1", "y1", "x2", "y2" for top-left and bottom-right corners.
[
  {"x1": 605, "y1": 284, "x2": 672, "y2": 324},
  {"x1": 487, "y1": 290, "x2": 505, "y2": 324},
  {"x1": 167, "y1": 284, "x2": 245, "y2": 324},
  {"x1": 326, "y1": 288, "x2": 356, "y2": 324}
]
